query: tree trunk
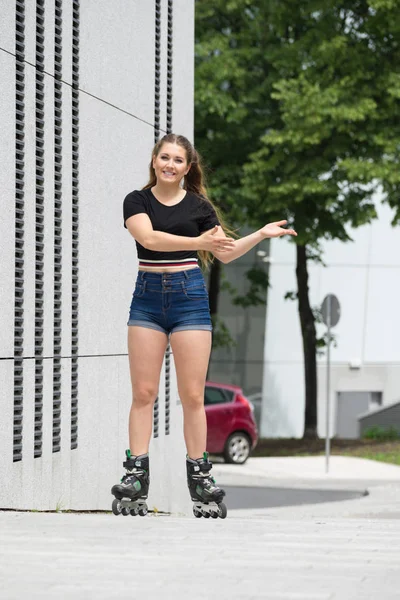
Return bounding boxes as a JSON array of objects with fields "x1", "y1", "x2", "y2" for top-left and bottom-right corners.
[
  {"x1": 295, "y1": 244, "x2": 318, "y2": 438},
  {"x1": 208, "y1": 259, "x2": 221, "y2": 318},
  {"x1": 206, "y1": 260, "x2": 222, "y2": 380}
]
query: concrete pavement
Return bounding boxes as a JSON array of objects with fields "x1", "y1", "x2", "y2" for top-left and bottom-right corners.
[{"x1": 1, "y1": 456, "x2": 400, "y2": 600}]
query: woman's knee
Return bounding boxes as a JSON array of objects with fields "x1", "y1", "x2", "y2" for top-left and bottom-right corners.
[
  {"x1": 132, "y1": 386, "x2": 158, "y2": 409},
  {"x1": 180, "y1": 389, "x2": 204, "y2": 411}
]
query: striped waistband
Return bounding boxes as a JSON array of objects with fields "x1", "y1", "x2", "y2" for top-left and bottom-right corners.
[{"x1": 138, "y1": 258, "x2": 198, "y2": 268}]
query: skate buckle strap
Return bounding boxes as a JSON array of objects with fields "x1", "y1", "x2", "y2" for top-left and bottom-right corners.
[
  {"x1": 123, "y1": 458, "x2": 145, "y2": 470},
  {"x1": 199, "y1": 462, "x2": 212, "y2": 474},
  {"x1": 126, "y1": 467, "x2": 144, "y2": 475},
  {"x1": 193, "y1": 472, "x2": 215, "y2": 485},
  {"x1": 120, "y1": 467, "x2": 147, "y2": 485}
]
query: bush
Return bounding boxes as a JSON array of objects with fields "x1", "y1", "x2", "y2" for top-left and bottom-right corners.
[{"x1": 362, "y1": 426, "x2": 400, "y2": 441}]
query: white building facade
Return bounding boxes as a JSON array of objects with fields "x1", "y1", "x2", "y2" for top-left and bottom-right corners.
[
  {"x1": 0, "y1": 0, "x2": 194, "y2": 513},
  {"x1": 261, "y1": 197, "x2": 400, "y2": 440}
]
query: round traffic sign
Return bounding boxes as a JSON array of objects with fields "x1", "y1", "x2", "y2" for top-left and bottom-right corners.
[{"x1": 321, "y1": 294, "x2": 340, "y2": 327}]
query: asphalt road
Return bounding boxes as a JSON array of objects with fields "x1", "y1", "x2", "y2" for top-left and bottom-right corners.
[{"x1": 223, "y1": 485, "x2": 367, "y2": 510}]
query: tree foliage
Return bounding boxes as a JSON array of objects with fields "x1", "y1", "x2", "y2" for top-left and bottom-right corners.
[{"x1": 195, "y1": 0, "x2": 400, "y2": 436}]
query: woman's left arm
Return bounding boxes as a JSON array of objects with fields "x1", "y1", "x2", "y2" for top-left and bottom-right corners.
[{"x1": 213, "y1": 220, "x2": 297, "y2": 264}]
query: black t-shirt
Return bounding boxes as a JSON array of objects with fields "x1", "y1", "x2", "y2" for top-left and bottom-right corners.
[{"x1": 123, "y1": 188, "x2": 220, "y2": 265}]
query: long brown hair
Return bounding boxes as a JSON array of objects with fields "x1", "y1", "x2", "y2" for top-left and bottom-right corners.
[{"x1": 142, "y1": 133, "x2": 234, "y2": 269}]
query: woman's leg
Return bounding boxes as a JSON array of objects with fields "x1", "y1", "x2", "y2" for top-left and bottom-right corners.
[
  {"x1": 169, "y1": 329, "x2": 212, "y2": 459},
  {"x1": 128, "y1": 326, "x2": 168, "y2": 455}
]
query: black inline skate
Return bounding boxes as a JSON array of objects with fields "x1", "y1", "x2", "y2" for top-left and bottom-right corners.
[
  {"x1": 187, "y1": 452, "x2": 227, "y2": 519},
  {"x1": 111, "y1": 450, "x2": 150, "y2": 517}
]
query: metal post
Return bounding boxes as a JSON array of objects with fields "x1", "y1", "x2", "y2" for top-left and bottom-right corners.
[{"x1": 325, "y1": 295, "x2": 331, "y2": 473}]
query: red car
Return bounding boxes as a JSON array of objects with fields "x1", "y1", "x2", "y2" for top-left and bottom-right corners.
[{"x1": 204, "y1": 382, "x2": 258, "y2": 464}]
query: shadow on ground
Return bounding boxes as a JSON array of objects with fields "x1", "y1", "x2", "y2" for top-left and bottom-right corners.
[{"x1": 224, "y1": 485, "x2": 368, "y2": 510}]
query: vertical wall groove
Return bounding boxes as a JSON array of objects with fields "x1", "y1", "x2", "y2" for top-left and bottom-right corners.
[
  {"x1": 154, "y1": 0, "x2": 161, "y2": 143},
  {"x1": 166, "y1": 0, "x2": 173, "y2": 134},
  {"x1": 153, "y1": 0, "x2": 162, "y2": 439},
  {"x1": 14, "y1": 0, "x2": 26, "y2": 463},
  {"x1": 71, "y1": 0, "x2": 80, "y2": 450},
  {"x1": 153, "y1": 395, "x2": 159, "y2": 440},
  {"x1": 53, "y1": 0, "x2": 63, "y2": 453},
  {"x1": 164, "y1": 347, "x2": 170, "y2": 436},
  {"x1": 164, "y1": 0, "x2": 173, "y2": 436},
  {"x1": 34, "y1": 0, "x2": 45, "y2": 459}
]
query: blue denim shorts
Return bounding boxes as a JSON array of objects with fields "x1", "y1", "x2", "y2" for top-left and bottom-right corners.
[{"x1": 127, "y1": 267, "x2": 212, "y2": 335}]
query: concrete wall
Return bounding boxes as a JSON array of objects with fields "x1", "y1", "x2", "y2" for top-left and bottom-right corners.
[
  {"x1": 261, "y1": 196, "x2": 400, "y2": 439},
  {"x1": 0, "y1": 0, "x2": 194, "y2": 514}
]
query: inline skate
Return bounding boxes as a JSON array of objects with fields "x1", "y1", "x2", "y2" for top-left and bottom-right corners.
[
  {"x1": 187, "y1": 452, "x2": 227, "y2": 519},
  {"x1": 111, "y1": 450, "x2": 150, "y2": 517}
]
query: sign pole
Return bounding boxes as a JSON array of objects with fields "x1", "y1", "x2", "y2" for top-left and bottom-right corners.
[
  {"x1": 321, "y1": 293, "x2": 340, "y2": 475},
  {"x1": 325, "y1": 295, "x2": 331, "y2": 474}
]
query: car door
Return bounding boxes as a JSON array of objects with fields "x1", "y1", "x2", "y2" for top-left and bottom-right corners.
[{"x1": 205, "y1": 386, "x2": 234, "y2": 453}]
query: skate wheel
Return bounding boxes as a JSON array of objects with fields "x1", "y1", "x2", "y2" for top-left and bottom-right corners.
[
  {"x1": 130, "y1": 508, "x2": 139, "y2": 516},
  {"x1": 112, "y1": 499, "x2": 122, "y2": 516},
  {"x1": 210, "y1": 510, "x2": 218, "y2": 519},
  {"x1": 121, "y1": 507, "x2": 130, "y2": 516},
  {"x1": 201, "y1": 510, "x2": 210, "y2": 518},
  {"x1": 193, "y1": 507, "x2": 202, "y2": 518},
  {"x1": 218, "y1": 502, "x2": 227, "y2": 519},
  {"x1": 138, "y1": 506, "x2": 148, "y2": 517}
]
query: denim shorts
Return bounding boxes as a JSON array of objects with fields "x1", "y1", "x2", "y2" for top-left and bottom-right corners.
[{"x1": 127, "y1": 267, "x2": 212, "y2": 335}]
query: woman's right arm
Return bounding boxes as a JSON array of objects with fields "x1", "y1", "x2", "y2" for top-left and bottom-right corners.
[{"x1": 126, "y1": 214, "x2": 235, "y2": 253}]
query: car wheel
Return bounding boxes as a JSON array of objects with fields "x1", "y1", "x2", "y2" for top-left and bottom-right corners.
[{"x1": 223, "y1": 432, "x2": 251, "y2": 464}]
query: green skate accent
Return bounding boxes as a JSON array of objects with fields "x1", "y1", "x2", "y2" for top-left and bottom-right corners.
[
  {"x1": 203, "y1": 452, "x2": 208, "y2": 461},
  {"x1": 126, "y1": 449, "x2": 131, "y2": 459},
  {"x1": 195, "y1": 484, "x2": 213, "y2": 498},
  {"x1": 133, "y1": 481, "x2": 141, "y2": 492},
  {"x1": 196, "y1": 484, "x2": 204, "y2": 497}
]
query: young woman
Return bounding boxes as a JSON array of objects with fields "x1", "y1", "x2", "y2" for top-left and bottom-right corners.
[{"x1": 111, "y1": 133, "x2": 296, "y2": 518}]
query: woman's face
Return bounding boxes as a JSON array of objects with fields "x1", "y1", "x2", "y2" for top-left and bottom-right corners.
[{"x1": 152, "y1": 142, "x2": 190, "y2": 185}]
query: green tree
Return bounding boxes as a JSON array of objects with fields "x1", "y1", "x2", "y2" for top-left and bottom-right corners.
[
  {"x1": 195, "y1": 0, "x2": 283, "y2": 347},
  {"x1": 195, "y1": 0, "x2": 400, "y2": 437}
]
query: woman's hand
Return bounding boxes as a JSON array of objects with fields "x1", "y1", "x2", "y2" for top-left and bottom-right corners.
[
  {"x1": 260, "y1": 220, "x2": 297, "y2": 238},
  {"x1": 197, "y1": 226, "x2": 235, "y2": 252}
]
